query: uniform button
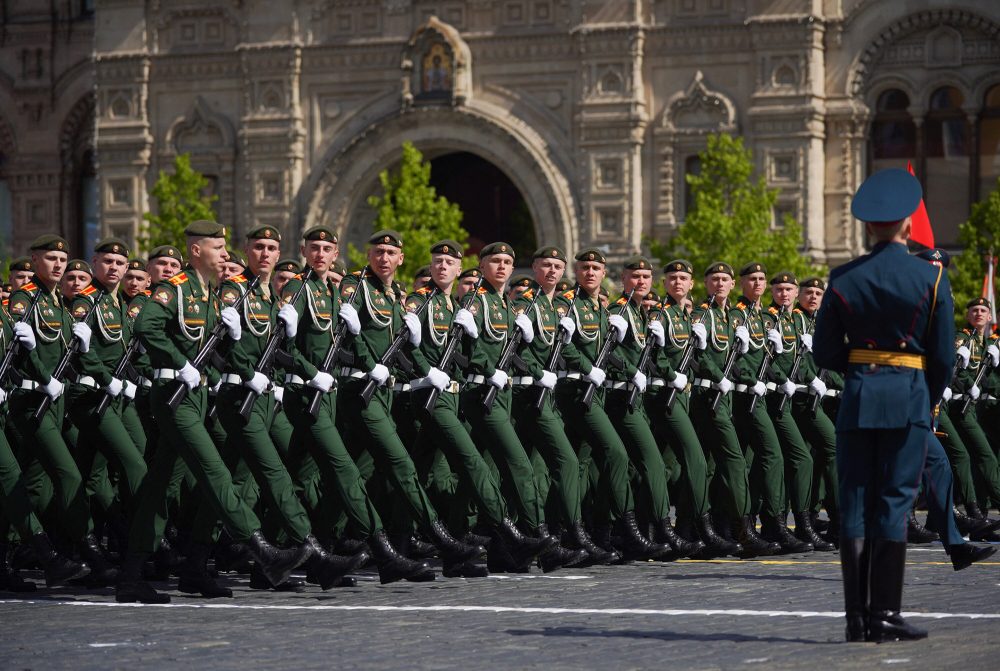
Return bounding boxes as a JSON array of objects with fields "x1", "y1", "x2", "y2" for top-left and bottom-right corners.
[
  {"x1": 869, "y1": 363, "x2": 877, "y2": 371},
  {"x1": 867, "y1": 343, "x2": 874, "y2": 349},
  {"x1": 899, "y1": 342, "x2": 906, "y2": 349}
]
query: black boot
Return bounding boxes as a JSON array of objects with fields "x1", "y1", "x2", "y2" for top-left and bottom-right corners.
[
  {"x1": 840, "y1": 538, "x2": 870, "y2": 642},
  {"x1": 947, "y1": 543, "x2": 998, "y2": 571},
  {"x1": 811, "y1": 511, "x2": 829, "y2": 533},
  {"x1": 760, "y1": 515, "x2": 813, "y2": 554},
  {"x1": 953, "y1": 506, "x2": 984, "y2": 536},
  {"x1": 245, "y1": 531, "x2": 310, "y2": 588},
  {"x1": 78, "y1": 533, "x2": 120, "y2": 586},
  {"x1": 494, "y1": 518, "x2": 556, "y2": 564},
  {"x1": 368, "y1": 529, "x2": 434, "y2": 584},
  {"x1": 965, "y1": 501, "x2": 987, "y2": 520},
  {"x1": 30, "y1": 533, "x2": 90, "y2": 587},
  {"x1": 653, "y1": 518, "x2": 704, "y2": 558},
  {"x1": 303, "y1": 534, "x2": 369, "y2": 590},
  {"x1": 462, "y1": 530, "x2": 492, "y2": 549},
  {"x1": 565, "y1": 519, "x2": 619, "y2": 564},
  {"x1": 868, "y1": 539, "x2": 927, "y2": 642},
  {"x1": 426, "y1": 520, "x2": 485, "y2": 565},
  {"x1": 694, "y1": 513, "x2": 742, "y2": 557},
  {"x1": 794, "y1": 511, "x2": 835, "y2": 552},
  {"x1": 116, "y1": 553, "x2": 170, "y2": 604},
  {"x1": 177, "y1": 544, "x2": 232, "y2": 598},
  {"x1": 0, "y1": 541, "x2": 37, "y2": 592},
  {"x1": 906, "y1": 510, "x2": 939, "y2": 544},
  {"x1": 617, "y1": 511, "x2": 672, "y2": 560},
  {"x1": 443, "y1": 559, "x2": 490, "y2": 578},
  {"x1": 736, "y1": 516, "x2": 780, "y2": 558},
  {"x1": 536, "y1": 523, "x2": 588, "y2": 573},
  {"x1": 407, "y1": 536, "x2": 439, "y2": 560}
]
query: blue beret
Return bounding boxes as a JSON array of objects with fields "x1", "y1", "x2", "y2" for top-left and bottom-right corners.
[
  {"x1": 851, "y1": 168, "x2": 922, "y2": 224},
  {"x1": 914, "y1": 248, "x2": 950, "y2": 268}
]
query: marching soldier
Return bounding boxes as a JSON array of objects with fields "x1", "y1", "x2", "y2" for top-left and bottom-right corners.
[
  {"x1": 7, "y1": 257, "x2": 34, "y2": 290},
  {"x1": 61, "y1": 259, "x2": 92, "y2": 299}
]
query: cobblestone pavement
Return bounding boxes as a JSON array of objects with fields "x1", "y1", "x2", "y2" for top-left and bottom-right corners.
[{"x1": 2, "y1": 542, "x2": 998, "y2": 670}]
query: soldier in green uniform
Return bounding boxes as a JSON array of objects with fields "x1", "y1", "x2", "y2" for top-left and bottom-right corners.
[
  {"x1": 61, "y1": 259, "x2": 92, "y2": 299},
  {"x1": 7, "y1": 257, "x2": 34, "y2": 290},
  {"x1": 689, "y1": 262, "x2": 778, "y2": 557}
]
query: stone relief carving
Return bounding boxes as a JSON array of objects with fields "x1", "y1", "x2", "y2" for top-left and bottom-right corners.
[{"x1": 401, "y1": 16, "x2": 472, "y2": 108}]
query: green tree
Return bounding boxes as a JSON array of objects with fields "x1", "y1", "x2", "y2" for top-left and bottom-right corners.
[
  {"x1": 349, "y1": 141, "x2": 470, "y2": 287},
  {"x1": 141, "y1": 153, "x2": 219, "y2": 253},
  {"x1": 952, "y1": 177, "x2": 1000, "y2": 312},
  {"x1": 648, "y1": 133, "x2": 824, "y2": 294}
]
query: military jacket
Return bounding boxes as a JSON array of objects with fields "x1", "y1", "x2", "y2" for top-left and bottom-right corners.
[
  {"x1": 8, "y1": 278, "x2": 71, "y2": 384},
  {"x1": 341, "y1": 270, "x2": 413, "y2": 377},
  {"x1": 220, "y1": 271, "x2": 275, "y2": 382},
  {"x1": 953, "y1": 325, "x2": 986, "y2": 395},
  {"x1": 405, "y1": 284, "x2": 455, "y2": 377},
  {"x1": 690, "y1": 297, "x2": 733, "y2": 383},
  {"x1": 729, "y1": 295, "x2": 768, "y2": 386},
  {"x1": 511, "y1": 284, "x2": 559, "y2": 380},
  {"x1": 981, "y1": 331, "x2": 1000, "y2": 397},
  {"x1": 280, "y1": 268, "x2": 338, "y2": 381},
  {"x1": 605, "y1": 294, "x2": 643, "y2": 383},
  {"x1": 763, "y1": 303, "x2": 799, "y2": 386},
  {"x1": 126, "y1": 292, "x2": 154, "y2": 382},
  {"x1": 462, "y1": 281, "x2": 512, "y2": 379},
  {"x1": 794, "y1": 303, "x2": 843, "y2": 390},
  {"x1": 552, "y1": 288, "x2": 605, "y2": 376},
  {"x1": 649, "y1": 296, "x2": 689, "y2": 382},
  {"x1": 71, "y1": 280, "x2": 130, "y2": 387}
]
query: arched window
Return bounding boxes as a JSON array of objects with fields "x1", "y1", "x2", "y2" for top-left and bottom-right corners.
[
  {"x1": 870, "y1": 89, "x2": 916, "y2": 173},
  {"x1": 979, "y1": 85, "x2": 1000, "y2": 200},
  {"x1": 924, "y1": 86, "x2": 969, "y2": 245}
]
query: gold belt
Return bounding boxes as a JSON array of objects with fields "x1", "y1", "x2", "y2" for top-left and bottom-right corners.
[{"x1": 848, "y1": 349, "x2": 926, "y2": 370}]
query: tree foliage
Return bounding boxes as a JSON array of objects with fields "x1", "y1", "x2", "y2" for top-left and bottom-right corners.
[
  {"x1": 649, "y1": 133, "x2": 824, "y2": 294},
  {"x1": 952, "y1": 177, "x2": 1000, "y2": 312},
  {"x1": 141, "y1": 153, "x2": 219, "y2": 253}
]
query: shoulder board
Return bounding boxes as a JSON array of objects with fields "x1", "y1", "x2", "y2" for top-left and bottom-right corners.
[
  {"x1": 143, "y1": 289, "x2": 151, "y2": 296},
  {"x1": 699, "y1": 302, "x2": 709, "y2": 310},
  {"x1": 79, "y1": 284, "x2": 98, "y2": 297},
  {"x1": 962, "y1": 328, "x2": 972, "y2": 336},
  {"x1": 168, "y1": 272, "x2": 188, "y2": 286},
  {"x1": 231, "y1": 273, "x2": 247, "y2": 284},
  {"x1": 20, "y1": 282, "x2": 37, "y2": 293},
  {"x1": 477, "y1": 286, "x2": 488, "y2": 295},
  {"x1": 561, "y1": 290, "x2": 575, "y2": 300},
  {"x1": 767, "y1": 306, "x2": 778, "y2": 315},
  {"x1": 735, "y1": 301, "x2": 747, "y2": 310},
  {"x1": 792, "y1": 307, "x2": 803, "y2": 314},
  {"x1": 614, "y1": 296, "x2": 627, "y2": 306},
  {"x1": 990, "y1": 333, "x2": 999, "y2": 342},
  {"x1": 522, "y1": 288, "x2": 535, "y2": 300},
  {"x1": 2, "y1": 299, "x2": 7, "y2": 308},
  {"x1": 415, "y1": 286, "x2": 433, "y2": 296},
  {"x1": 351, "y1": 271, "x2": 362, "y2": 277}
]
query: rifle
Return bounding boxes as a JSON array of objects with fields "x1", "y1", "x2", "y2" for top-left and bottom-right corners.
[
  {"x1": 419, "y1": 276, "x2": 485, "y2": 414},
  {"x1": 710, "y1": 299, "x2": 742, "y2": 415},
  {"x1": 960, "y1": 341, "x2": 995, "y2": 417},
  {"x1": 627, "y1": 298, "x2": 663, "y2": 411},
  {"x1": 809, "y1": 369, "x2": 828, "y2": 417},
  {"x1": 33, "y1": 289, "x2": 108, "y2": 421},
  {"x1": 482, "y1": 285, "x2": 544, "y2": 414},
  {"x1": 306, "y1": 265, "x2": 369, "y2": 419},
  {"x1": 665, "y1": 297, "x2": 711, "y2": 410},
  {"x1": 0, "y1": 286, "x2": 45, "y2": 385},
  {"x1": 748, "y1": 305, "x2": 785, "y2": 415},
  {"x1": 236, "y1": 267, "x2": 315, "y2": 422},
  {"x1": 581, "y1": 287, "x2": 637, "y2": 409},
  {"x1": 359, "y1": 285, "x2": 440, "y2": 407},
  {"x1": 533, "y1": 283, "x2": 580, "y2": 414},
  {"x1": 165, "y1": 275, "x2": 261, "y2": 412},
  {"x1": 94, "y1": 336, "x2": 141, "y2": 419},
  {"x1": 776, "y1": 319, "x2": 806, "y2": 416}
]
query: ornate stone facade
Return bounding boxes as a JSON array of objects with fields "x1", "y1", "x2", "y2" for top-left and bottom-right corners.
[{"x1": 3, "y1": 1, "x2": 1000, "y2": 266}]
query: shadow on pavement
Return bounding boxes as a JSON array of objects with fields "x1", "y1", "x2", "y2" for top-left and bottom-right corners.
[{"x1": 505, "y1": 626, "x2": 837, "y2": 645}]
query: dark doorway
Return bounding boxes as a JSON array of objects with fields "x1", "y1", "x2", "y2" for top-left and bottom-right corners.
[{"x1": 429, "y1": 152, "x2": 537, "y2": 260}]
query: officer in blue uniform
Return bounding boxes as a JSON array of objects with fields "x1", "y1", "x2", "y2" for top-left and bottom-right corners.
[{"x1": 814, "y1": 168, "x2": 953, "y2": 643}]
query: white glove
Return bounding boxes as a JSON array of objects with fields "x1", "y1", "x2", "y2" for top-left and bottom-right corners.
[
  {"x1": 245, "y1": 371, "x2": 270, "y2": 395},
  {"x1": 515, "y1": 313, "x2": 534, "y2": 343},
  {"x1": 273, "y1": 385, "x2": 284, "y2": 404},
  {"x1": 734, "y1": 325, "x2": 750, "y2": 355},
  {"x1": 123, "y1": 381, "x2": 137, "y2": 400},
  {"x1": 988, "y1": 344, "x2": 1000, "y2": 368},
  {"x1": 632, "y1": 370, "x2": 647, "y2": 393},
  {"x1": 368, "y1": 363, "x2": 390, "y2": 386},
  {"x1": 307, "y1": 371, "x2": 334, "y2": 393},
  {"x1": 0, "y1": 388, "x2": 7, "y2": 405},
  {"x1": 426, "y1": 367, "x2": 450, "y2": 392},
  {"x1": 956, "y1": 346, "x2": 971, "y2": 369},
  {"x1": 714, "y1": 377, "x2": 733, "y2": 395},
  {"x1": 488, "y1": 369, "x2": 509, "y2": 389},
  {"x1": 338, "y1": 303, "x2": 361, "y2": 336},
  {"x1": 537, "y1": 370, "x2": 557, "y2": 389},
  {"x1": 178, "y1": 361, "x2": 200, "y2": 390},
  {"x1": 752, "y1": 381, "x2": 767, "y2": 397},
  {"x1": 800, "y1": 333, "x2": 813, "y2": 352},
  {"x1": 648, "y1": 320, "x2": 665, "y2": 347},
  {"x1": 585, "y1": 366, "x2": 606, "y2": 387},
  {"x1": 403, "y1": 312, "x2": 422, "y2": 347},
  {"x1": 41, "y1": 376, "x2": 64, "y2": 401},
  {"x1": 809, "y1": 377, "x2": 828, "y2": 397},
  {"x1": 780, "y1": 380, "x2": 797, "y2": 397},
  {"x1": 453, "y1": 308, "x2": 478, "y2": 339},
  {"x1": 670, "y1": 372, "x2": 688, "y2": 391},
  {"x1": 609, "y1": 314, "x2": 628, "y2": 343},
  {"x1": 104, "y1": 377, "x2": 123, "y2": 397},
  {"x1": 278, "y1": 304, "x2": 298, "y2": 339},
  {"x1": 969, "y1": 384, "x2": 981, "y2": 401},
  {"x1": 559, "y1": 317, "x2": 575, "y2": 344},
  {"x1": 220, "y1": 307, "x2": 242, "y2": 341},
  {"x1": 766, "y1": 329, "x2": 784, "y2": 354},
  {"x1": 690, "y1": 322, "x2": 708, "y2": 350},
  {"x1": 210, "y1": 379, "x2": 222, "y2": 394},
  {"x1": 13, "y1": 323, "x2": 36, "y2": 351},
  {"x1": 72, "y1": 322, "x2": 92, "y2": 353},
  {"x1": 942, "y1": 387, "x2": 953, "y2": 403}
]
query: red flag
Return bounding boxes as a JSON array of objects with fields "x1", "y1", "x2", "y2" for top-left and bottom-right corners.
[{"x1": 906, "y1": 161, "x2": 934, "y2": 248}]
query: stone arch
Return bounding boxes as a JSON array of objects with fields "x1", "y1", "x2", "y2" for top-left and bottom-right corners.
[
  {"x1": 59, "y1": 94, "x2": 96, "y2": 247},
  {"x1": 301, "y1": 103, "x2": 578, "y2": 255}
]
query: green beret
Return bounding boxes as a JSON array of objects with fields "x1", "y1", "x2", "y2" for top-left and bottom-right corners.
[
  {"x1": 509, "y1": 274, "x2": 533, "y2": 288},
  {"x1": 94, "y1": 237, "x2": 130, "y2": 258},
  {"x1": 459, "y1": 268, "x2": 482, "y2": 280},
  {"x1": 704, "y1": 261, "x2": 734, "y2": 278},
  {"x1": 414, "y1": 265, "x2": 432, "y2": 280},
  {"x1": 575, "y1": 248, "x2": 606, "y2": 264},
  {"x1": 430, "y1": 240, "x2": 463, "y2": 258},
  {"x1": 968, "y1": 297, "x2": 992, "y2": 310},
  {"x1": 66, "y1": 259, "x2": 92, "y2": 275},
  {"x1": 227, "y1": 249, "x2": 247, "y2": 267},
  {"x1": 302, "y1": 226, "x2": 337, "y2": 243},
  {"x1": 599, "y1": 286, "x2": 610, "y2": 297},
  {"x1": 184, "y1": 220, "x2": 227, "y2": 238},
  {"x1": 769, "y1": 271, "x2": 798, "y2": 286},
  {"x1": 800, "y1": 277, "x2": 825, "y2": 290},
  {"x1": 2, "y1": 283, "x2": 11, "y2": 292},
  {"x1": 623, "y1": 255, "x2": 652, "y2": 271},
  {"x1": 247, "y1": 224, "x2": 281, "y2": 242},
  {"x1": 739, "y1": 262, "x2": 766, "y2": 277},
  {"x1": 663, "y1": 259, "x2": 693, "y2": 275},
  {"x1": 481, "y1": 241, "x2": 515, "y2": 258},
  {"x1": 331, "y1": 260, "x2": 347, "y2": 276},
  {"x1": 126, "y1": 258, "x2": 147, "y2": 272},
  {"x1": 30, "y1": 234, "x2": 68, "y2": 252},
  {"x1": 274, "y1": 258, "x2": 301, "y2": 274},
  {"x1": 555, "y1": 279, "x2": 573, "y2": 292},
  {"x1": 533, "y1": 246, "x2": 567, "y2": 262},
  {"x1": 149, "y1": 245, "x2": 183, "y2": 262},
  {"x1": 369, "y1": 229, "x2": 403, "y2": 248},
  {"x1": 9, "y1": 257, "x2": 32, "y2": 272}
]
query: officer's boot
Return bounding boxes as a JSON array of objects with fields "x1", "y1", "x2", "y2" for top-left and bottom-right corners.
[
  {"x1": 301, "y1": 534, "x2": 369, "y2": 589},
  {"x1": 178, "y1": 544, "x2": 233, "y2": 598},
  {"x1": 494, "y1": 517, "x2": 556, "y2": 566},
  {"x1": 793, "y1": 511, "x2": 835, "y2": 551},
  {"x1": 245, "y1": 530, "x2": 310, "y2": 588},
  {"x1": 0, "y1": 541, "x2": 36, "y2": 592},
  {"x1": 840, "y1": 538, "x2": 870, "y2": 642},
  {"x1": 653, "y1": 518, "x2": 704, "y2": 558},
  {"x1": 407, "y1": 536, "x2": 439, "y2": 560},
  {"x1": 565, "y1": 519, "x2": 619, "y2": 565},
  {"x1": 537, "y1": 523, "x2": 588, "y2": 573},
  {"x1": 368, "y1": 529, "x2": 435, "y2": 584},
  {"x1": 735, "y1": 516, "x2": 780, "y2": 558},
  {"x1": 867, "y1": 539, "x2": 927, "y2": 642},
  {"x1": 617, "y1": 510, "x2": 673, "y2": 560},
  {"x1": 695, "y1": 513, "x2": 742, "y2": 557},
  {"x1": 760, "y1": 514, "x2": 813, "y2": 554},
  {"x1": 906, "y1": 510, "x2": 939, "y2": 543},
  {"x1": 78, "y1": 533, "x2": 120, "y2": 586},
  {"x1": 30, "y1": 533, "x2": 91, "y2": 587},
  {"x1": 115, "y1": 553, "x2": 170, "y2": 604},
  {"x1": 947, "y1": 543, "x2": 998, "y2": 571},
  {"x1": 426, "y1": 519, "x2": 485, "y2": 565},
  {"x1": 811, "y1": 511, "x2": 829, "y2": 533},
  {"x1": 149, "y1": 536, "x2": 182, "y2": 580},
  {"x1": 965, "y1": 501, "x2": 987, "y2": 520}
]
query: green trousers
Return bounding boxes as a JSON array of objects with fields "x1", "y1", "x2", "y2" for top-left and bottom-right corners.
[
  {"x1": 764, "y1": 393, "x2": 815, "y2": 513},
  {"x1": 0, "y1": 421, "x2": 43, "y2": 539},
  {"x1": 948, "y1": 402, "x2": 1000, "y2": 508},
  {"x1": 732, "y1": 392, "x2": 785, "y2": 519},
  {"x1": 689, "y1": 387, "x2": 750, "y2": 520},
  {"x1": 645, "y1": 389, "x2": 710, "y2": 517},
  {"x1": 605, "y1": 389, "x2": 671, "y2": 521},
  {"x1": 934, "y1": 405, "x2": 978, "y2": 507},
  {"x1": 791, "y1": 395, "x2": 839, "y2": 514}
]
